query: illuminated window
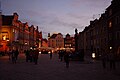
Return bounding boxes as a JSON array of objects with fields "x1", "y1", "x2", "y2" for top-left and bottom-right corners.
[
  {"x1": 2, "y1": 32, "x2": 9, "y2": 41},
  {"x1": 109, "y1": 21, "x2": 112, "y2": 28},
  {"x1": 2, "y1": 35, "x2": 6, "y2": 40},
  {"x1": 13, "y1": 29, "x2": 15, "y2": 32}
]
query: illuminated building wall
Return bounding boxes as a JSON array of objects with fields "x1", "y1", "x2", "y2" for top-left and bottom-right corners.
[{"x1": 0, "y1": 13, "x2": 42, "y2": 52}]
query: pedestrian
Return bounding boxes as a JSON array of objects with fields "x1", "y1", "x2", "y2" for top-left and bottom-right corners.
[
  {"x1": 15, "y1": 49, "x2": 19, "y2": 60},
  {"x1": 79, "y1": 49, "x2": 84, "y2": 61},
  {"x1": 101, "y1": 53, "x2": 107, "y2": 69},
  {"x1": 24, "y1": 50, "x2": 30, "y2": 62},
  {"x1": 108, "y1": 51, "x2": 116, "y2": 70},
  {"x1": 8, "y1": 49, "x2": 12, "y2": 60},
  {"x1": 60, "y1": 50, "x2": 64, "y2": 61},
  {"x1": 33, "y1": 49, "x2": 39, "y2": 65},
  {"x1": 11, "y1": 50, "x2": 16, "y2": 64},
  {"x1": 29, "y1": 49, "x2": 33, "y2": 62},
  {"x1": 50, "y1": 51, "x2": 52, "y2": 59},
  {"x1": 64, "y1": 52, "x2": 70, "y2": 68}
]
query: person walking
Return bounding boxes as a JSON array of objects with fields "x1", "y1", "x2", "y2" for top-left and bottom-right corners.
[
  {"x1": 11, "y1": 50, "x2": 16, "y2": 64},
  {"x1": 24, "y1": 50, "x2": 30, "y2": 62},
  {"x1": 101, "y1": 53, "x2": 107, "y2": 69},
  {"x1": 15, "y1": 49, "x2": 19, "y2": 60},
  {"x1": 33, "y1": 49, "x2": 39, "y2": 65},
  {"x1": 50, "y1": 51, "x2": 52, "y2": 59},
  {"x1": 64, "y1": 52, "x2": 70, "y2": 68},
  {"x1": 8, "y1": 49, "x2": 12, "y2": 60},
  {"x1": 108, "y1": 51, "x2": 116, "y2": 70}
]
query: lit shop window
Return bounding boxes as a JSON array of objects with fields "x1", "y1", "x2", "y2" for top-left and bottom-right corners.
[
  {"x1": 2, "y1": 35, "x2": 9, "y2": 41},
  {"x1": 2, "y1": 35, "x2": 6, "y2": 40}
]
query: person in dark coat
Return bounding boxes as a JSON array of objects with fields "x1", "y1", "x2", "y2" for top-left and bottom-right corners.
[
  {"x1": 33, "y1": 49, "x2": 39, "y2": 65},
  {"x1": 15, "y1": 49, "x2": 19, "y2": 60},
  {"x1": 50, "y1": 51, "x2": 52, "y2": 59},
  {"x1": 11, "y1": 50, "x2": 16, "y2": 64},
  {"x1": 101, "y1": 53, "x2": 108, "y2": 69},
  {"x1": 64, "y1": 52, "x2": 70, "y2": 68},
  {"x1": 24, "y1": 50, "x2": 30, "y2": 62},
  {"x1": 108, "y1": 51, "x2": 116, "y2": 70}
]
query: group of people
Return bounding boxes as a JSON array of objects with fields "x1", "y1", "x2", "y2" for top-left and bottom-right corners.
[
  {"x1": 58, "y1": 50, "x2": 70, "y2": 68},
  {"x1": 24, "y1": 49, "x2": 39, "y2": 65},
  {"x1": 8, "y1": 49, "x2": 19, "y2": 64}
]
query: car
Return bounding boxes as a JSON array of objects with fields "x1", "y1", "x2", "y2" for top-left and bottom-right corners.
[{"x1": 40, "y1": 50, "x2": 52, "y2": 54}]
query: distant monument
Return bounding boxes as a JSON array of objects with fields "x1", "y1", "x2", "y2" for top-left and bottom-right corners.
[{"x1": 75, "y1": 28, "x2": 78, "y2": 52}]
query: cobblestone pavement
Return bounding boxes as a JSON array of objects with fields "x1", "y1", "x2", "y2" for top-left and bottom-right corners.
[{"x1": 0, "y1": 53, "x2": 120, "y2": 80}]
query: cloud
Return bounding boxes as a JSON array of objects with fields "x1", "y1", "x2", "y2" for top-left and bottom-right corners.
[
  {"x1": 67, "y1": 13, "x2": 91, "y2": 20},
  {"x1": 49, "y1": 16, "x2": 84, "y2": 31},
  {"x1": 70, "y1": 0, "x2": 111, "y2": 8},
  {"x1": 20, "y1": 18, "x2": 39, "y2": 26}
]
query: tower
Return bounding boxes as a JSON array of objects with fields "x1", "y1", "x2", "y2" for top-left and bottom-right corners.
[{"x1": 75, "y1": 28, "x2": 78, "y2": 52}]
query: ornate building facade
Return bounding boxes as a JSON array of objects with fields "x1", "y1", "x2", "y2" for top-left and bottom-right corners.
[{"x1": 0, "y1": 13, "x2": 42, "y2": 52}]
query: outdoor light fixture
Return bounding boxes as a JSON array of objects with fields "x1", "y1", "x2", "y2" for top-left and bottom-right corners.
[
  {"x1": 48, "y1": 51, "x2": 51, "y2": 54},
  {"x1": 25, "y1": 42, "x2": 27, "y2": 45},
  {"x1": 92, "y1": 52, "x2": 95, "y2": 59},
  {"x1": 30, "y1": 47, "x2": 32, "y2": 50},
  {"x1": 6, "y1": 38, "x2": 9, "y2": 41},
  {"x1": 39, "y1": 51, "x2": 41, "y2": 54},
  {"x1": 110, "y1": 47, "x2": 112, "y2": 50}
]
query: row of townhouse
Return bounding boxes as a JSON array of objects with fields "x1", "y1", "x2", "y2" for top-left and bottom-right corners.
[
  {"x1": 48, "y1": 33, "x2": 75, "y2": 51},
  {"x1": 78, "y1": 0, "x2": 120, "y2": 59},
  {"x1": 0, "y1": 13, "x2": 42, "y2": 52}
]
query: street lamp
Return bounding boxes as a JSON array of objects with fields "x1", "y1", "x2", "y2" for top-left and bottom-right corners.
[{"x1": 110, "y1": 47, "x2": 112, "y2": 50}]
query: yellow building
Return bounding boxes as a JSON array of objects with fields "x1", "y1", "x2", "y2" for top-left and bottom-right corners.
[{"x1": 48, "y1": 33, "x2": 64, "y2": 50}]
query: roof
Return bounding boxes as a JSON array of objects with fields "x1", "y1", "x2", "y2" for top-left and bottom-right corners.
[
  {"x1": 2, "y1": 15, "x2": 14, "y2": 25},
  {"x1": 50, "y1": 34, "x2": 57, "y2": 38},
  {"x1": 42, "y1": 38, "x2": 48, "y2": 43}
]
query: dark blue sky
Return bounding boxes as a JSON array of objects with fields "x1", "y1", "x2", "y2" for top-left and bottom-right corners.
[{"x1": 1, "y1": 0, "x2": 111, "y2": 38}]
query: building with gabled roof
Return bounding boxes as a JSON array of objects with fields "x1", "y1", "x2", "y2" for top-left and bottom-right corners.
[
  {"x1": 48, "y1": 33, "x2": 64, "y2": 49},
  {"x1": 0, "y1": 13, "x2": 42, "y2": 52}
]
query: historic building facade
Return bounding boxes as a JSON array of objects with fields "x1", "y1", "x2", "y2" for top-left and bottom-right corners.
[
  {"x1": 64, "y1": 33, "x2": 75, "y2": 51},
  {"x1": 0, "y1": 13, "x2": 42, "y2": 52},
  {"x1": 48, "y1": 33, "x2": 64, "y2": 50},
  {"x1": 77, "y1": 0, "x2": 120, "y2": 59}
]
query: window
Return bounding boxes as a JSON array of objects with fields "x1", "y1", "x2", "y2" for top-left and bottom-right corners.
[
  {"x1": 13, "y1": 29, "x2": 15, "y2": 32},
  {"x1": 109, "y1": 9, "x2": 112, "y2": 16},
  {"x1": 116, "y1": 16, "x2": 120, "y2": 24},
  {"x1": 2, "y1": 32, "x2": 9, "y2": 41},
  {"x1": 109, "y1": 21, "x2": 112, "y2": 28},
  {"x1": 116, "y1": 32, "x2": 120, "y2": 40},
  {"x1": 2, "y1": 35, "x2": 6, "y2": 40},
  {"x1": 109, "y1": 33, "x2": 112, "y2": 40}
]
